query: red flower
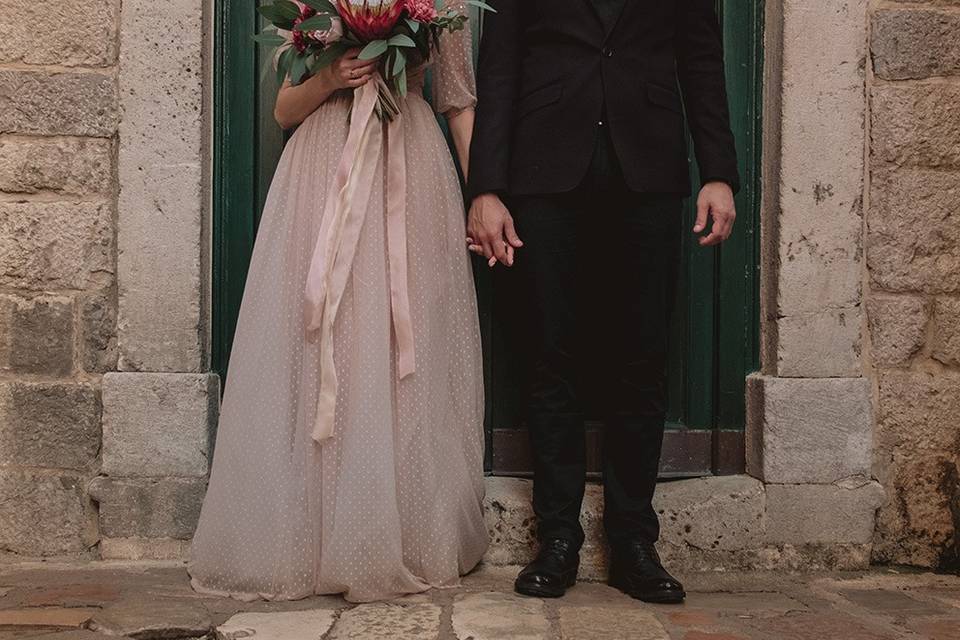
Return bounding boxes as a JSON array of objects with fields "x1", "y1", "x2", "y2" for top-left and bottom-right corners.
[
  {"x1": 403, "y1": 0, "x2": 437, "y2": 23},
  {"x1": 292, "y1": 2, "x2": 317, "y2": 52},
  {"x1": 336, "y1": 0, "x2": 405, "y2": 41}
]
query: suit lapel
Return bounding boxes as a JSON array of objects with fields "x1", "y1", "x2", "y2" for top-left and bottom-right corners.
[{"x1": 580, "y1": 0, "x2": 629, "y2": 39}]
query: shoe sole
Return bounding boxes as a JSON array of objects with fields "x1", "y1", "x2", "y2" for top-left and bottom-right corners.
[
  {"x1": 514, "y1": 570, "x2": 578, "y2": 599},
  {"x1": 609, "y1": 578, "x2": 685, "y2": 604}
]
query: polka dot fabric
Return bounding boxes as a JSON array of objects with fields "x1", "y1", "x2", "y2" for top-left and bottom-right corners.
[{"x1": 188, "y1": 3, "x2": 488, "y2": 604}]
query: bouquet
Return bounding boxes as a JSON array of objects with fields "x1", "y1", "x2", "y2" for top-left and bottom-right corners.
[{"x1": 255, "y1": 0, "x2": 493, "y2": 120}]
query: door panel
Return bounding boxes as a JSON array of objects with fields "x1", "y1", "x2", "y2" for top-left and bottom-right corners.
[{"x1": 213, "y1": 1, "x2": 763, "y2": 476}]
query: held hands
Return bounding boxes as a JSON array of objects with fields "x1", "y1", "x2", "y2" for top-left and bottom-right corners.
[
  {"x1": 694, "y1": 181, "x2": 737, "y2": 246},
  {"x1": 326, "y1": 48, "x2": 379, "y2": 90},
  {"x1": 466, "y1": 193, "x2": 524, "y2": 267}
]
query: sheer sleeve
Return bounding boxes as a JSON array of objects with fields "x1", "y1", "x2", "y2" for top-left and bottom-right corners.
[{"x1": 431, "y1": 1, "x2": 478, "y2": 116}]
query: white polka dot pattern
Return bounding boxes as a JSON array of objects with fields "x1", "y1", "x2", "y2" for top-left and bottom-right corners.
[{"x1": 188, "y1": 3, "x2": 487, "y2": 604}]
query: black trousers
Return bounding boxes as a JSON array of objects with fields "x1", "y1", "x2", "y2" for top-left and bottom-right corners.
[{"x1": 510, "y1": 125, "x2": 682, "y2": 549}]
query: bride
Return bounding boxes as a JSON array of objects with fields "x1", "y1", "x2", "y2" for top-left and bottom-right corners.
[{"x1": 189, "y1": 1, "x2": 488, "y2": 603}]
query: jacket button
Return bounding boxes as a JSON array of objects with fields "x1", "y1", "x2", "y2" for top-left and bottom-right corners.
[{"x1": 602, "y1": 47, "x2": 614, "y2": 58}]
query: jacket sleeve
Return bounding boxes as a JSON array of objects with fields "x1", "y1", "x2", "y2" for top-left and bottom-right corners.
[
  {"x1": 675, "y1": 0, "x2": 740, "y2": 194},
  {"x1": 466, "y1": 0, "x2": 522, "y2": 201}
]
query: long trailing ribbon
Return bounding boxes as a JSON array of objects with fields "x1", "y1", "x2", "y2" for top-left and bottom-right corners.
[{"x1": 304, "y1": 73, "x2": 416, "y2": 443}]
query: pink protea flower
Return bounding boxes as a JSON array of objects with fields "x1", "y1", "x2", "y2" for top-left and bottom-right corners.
[
  {"x1": 291, "y1": 2, "x2": 317, "y2": 52},
  {"x1": 404, "y1": 0, "x2": 438, "y2": 23},
  {"x1": 336, "y1": 0, "x2": 405, "y2": 41}
]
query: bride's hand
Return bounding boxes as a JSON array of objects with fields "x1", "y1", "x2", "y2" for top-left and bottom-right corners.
[{"x1": 327, "y1": 48, "x2": 379, "y2": 90}]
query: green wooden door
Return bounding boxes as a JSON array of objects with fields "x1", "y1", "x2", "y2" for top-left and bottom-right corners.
[{"x1": 213, "y1": 1, "x2": 763, "y2": 476}]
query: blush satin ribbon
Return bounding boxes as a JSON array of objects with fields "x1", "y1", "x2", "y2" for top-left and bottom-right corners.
[{"x1": 304, "y1": 74, "x2": 416, "y2": 443}]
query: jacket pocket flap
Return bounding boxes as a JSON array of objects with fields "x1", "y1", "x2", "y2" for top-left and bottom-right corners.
[
  {"x1": 517, "y1": 83, "x2": 564, "y2": 118},
  {"x1": 646, "y1": 83, "x2": 683, "y2": 114}
]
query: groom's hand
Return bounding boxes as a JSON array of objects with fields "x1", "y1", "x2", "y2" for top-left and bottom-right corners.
[
  {"x1": 693, "y1": 181, "x2": 737, "y2": 246},
  {"x1": 467, "y1": 193, "x2": 524, "y2": 267}
]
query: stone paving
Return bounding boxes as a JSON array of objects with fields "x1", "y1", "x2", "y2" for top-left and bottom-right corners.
[{"x1": 0, "y1": 562, "x2": 958, "y2": 640}]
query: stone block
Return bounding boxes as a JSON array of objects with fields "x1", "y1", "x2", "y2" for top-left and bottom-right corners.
[
  {"x1": 329, "y1": 603, "x2": 440, "y2": 640},
  {"x1": 775, "y1": 0, "x2": 866, "y2": 318},
  {"x1": 0, "y1": 294, "x2": 74, "y2": 375},
  {"x1": 872, "y1": 8, "x2": 960, "y2": 80},
  {"x1": 217, "y1": 610, "x2": 337, "y2": 640},
  {"x1": 98, "y1": 537, "x2": 190, "y2": 561},
  {"x1": 0, "y1": 136, "x2": 113, "y2": 196},
  {"x1": 868, "y1": 168, "x2": 960, "y2": 294},
  {"x1": 872, "y1": 83, "x2": 960, "y2": 169},
  {"x1": 747, "y1": 375, "x2": 873, "y2": 484},
  {"x1": 0, "y1": 0, "x2": 119, "y2": 67},
  {"x1": 88, "y1": 477, "x2": 206, "y2": 539},
  {"x1": 867, "y1": 295, "x2": 928, "y2": 366},
  {"x1": 101, "y1": 373, "x2": 218, "y2": 477},
  {"x1": 776, "y1": 308, "x2": 862, "y2": 377},
  {"x1": 873, "y1": 369, "x2": 960, "y2": 568},
  {"x1": 931, "y1": 297, "x2": 960, "y2": 366},
  {"x1": 80, "y1": 292, "x2": 118, "y2": 373},
  {"x1": 0, "y1": 381, "x2": 100, "y2": 470},
  {"x1": 0, "y1": 70, "x2": 118, "y2": 137},
  {"x1": 117, "y1": 0, "x2": 204, "y2": 373},
  {"x1": 655, "y1": 475, "x2": 765, "y2": 552},
  {"x1": 558, "y1": 606, "x2": 668, "y2": 640},
  {"x1": 0, "y1": 201, "x2": 114, "y2": 292},
  {"x1": 765, "y1": 480, "x2": 885, "y2": 544},
  {"x1": 452, "y1": 593, "x2": 548, "y2": 640},
  {"x1": 0, "y1": 470, "x2": 97, "y2": 556}
]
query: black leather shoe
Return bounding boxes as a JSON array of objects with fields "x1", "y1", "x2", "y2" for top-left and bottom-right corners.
[
  {"x1": 609, "y1": 540, "x2": 685, "y2": 603},
  {"x1": 514, "y1": 538, "x2": 580, "y2": 598}
]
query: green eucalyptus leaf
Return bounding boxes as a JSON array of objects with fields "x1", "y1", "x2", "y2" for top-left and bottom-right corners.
[
  {"x1": 289, "y1": 53, "x2": 309, "y2": 85},
  {"x1": 300, "y1": 0, "x2": 337, "y2": 13},
  {"x1": 274, "y1": 0, "x2": 303, "y2": 21},
  {"x1": 359, "y1": 39, "x2": 389, "y2": 60},
  {"x1": 257, "y1": 5, "x2": 295, "y2": 28},
  {"x1": 253, "y1": 32, "x2": 287, "y2": 46},
  {"x1": 465, "y1": 0, "x2": 496, "y2": 12},
  {"x1": 276, "y1": 46, "x2": 295, "y2": 85},
  {"x1": 295, "y1": 14, "x2": 332, "y2": 31},
  {"x1": 405, "y1": 18, "x2": 421, "y2": 33},
  {"x1": 388, "y1": 34, "x2": 416, "y2": 48},
  {"x1": 392, "y1": 49, "x2": 407, "y2": 77},
  {"x1": 314, "y1": 42, "x2": 349, "y2": 68},
  {"x1": 397, "y1": 68, "x2": 407, "y2": 96}
]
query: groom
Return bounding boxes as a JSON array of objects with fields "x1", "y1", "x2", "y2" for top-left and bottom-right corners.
[{"x1": 466, "y1": 0, "x2": 739, "y2": 603}]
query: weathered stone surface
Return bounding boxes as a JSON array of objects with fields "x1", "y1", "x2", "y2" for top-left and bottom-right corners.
[
  {"x1": 867, "y1": 295, "x2": 928, "y2": 366},
  {"x1": 80, "y1": 292, "x2": 118, "y2": 373},
  {"x1": 0, "y1": 70, "x2": 118, "y2": 137},
  {"x1": 559, "y1": 606, "x2": 668, "y2": 640},
  {"x1": 0, "y1": 294, "x2": 74, "y2": 375},
  {"x1": 746, "y1": 376, "x2": 873, "y2": 484},
  {"x1": 656, "y1": 476, "x2": 765, "y2": 552},
  {"x1": 0, "y1": 0, "x2": 119, "y2": 66},
  {"x1": 873, "y1": 369, "x2": 960, "y2": 568},
  {"x1": 0, "y1": 607, "x2": 98, "y2": 627},
  {"x1": 117, "y1": 0, "x2": 204, "y2": 373},
  {"x1": 872, "y1": 83, "x2": 960, "y2": 169},
  {"x1": 0, "y1": 201, "x2": 114, "y2": 292},
  {"x1": 0, "y1": 381, "x2": 100, "y2": 470},
  {"x1": 0, "y1": 136, "x2": 113, "y2": 195},
  {"x1": 868, "y1": 168, "x2": 960, "y2": 294},
  {"x1": 452, "y1": 593, "x2": 549, "y2": 640},
  {"x1": 0, "y1": 471, "x2": 97, "y2": 556},
  {"x1": 216, "y1": 610, "x2": 337, "y2": 640},
  {"x1": 101, "y1": 373, "x2": 218, "y2": 478},
  {"x1": 765, "y1": 480, "x2": 885, "y2": 545},
  {"x1": 774, "y1": 0, "x2": 866, "y2": 325},
  {"x1": 329, "y1": 603, "x2": 440, "y2": 640},
  {"x1": 98, "y1": 537, "x2": 190, "y2": 561},
  {"x1": 931, "y1": 297, "x2": 960, "y2": 366},
  {"x1": 776, "y1": 308, "x2": 862, "y2": 377},
  {"x1": 872, "y1": 8, "x2": 960, "y2": 80},
  {"x1": 88, "y1": 477, "x2": 206, "y2": 539},
  {"x1": 88, "y1": 599, "x2": 212, "y2": 639}
]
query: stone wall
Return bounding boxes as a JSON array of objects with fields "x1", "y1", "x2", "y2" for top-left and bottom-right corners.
[
  {"x1": 0, "y1": 0, "x2": 120, "y2": 556},
  {"x1": 868, "y1": 0, "x2": 960, "y2": 569}
]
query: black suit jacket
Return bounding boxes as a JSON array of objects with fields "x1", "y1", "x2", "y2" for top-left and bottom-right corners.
[{"x1": 467, "y1": 0, "x2": 740, "y2": 200}]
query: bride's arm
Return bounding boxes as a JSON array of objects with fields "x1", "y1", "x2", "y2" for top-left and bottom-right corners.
[
  {"x1": 274, "y1": 48, "x2": 378, "y2": 129},
  {"x1": 446, "y1": 108, "x2": 475, "y2": 181}
]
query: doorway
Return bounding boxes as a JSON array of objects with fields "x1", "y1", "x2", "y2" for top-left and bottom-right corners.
[{"x1": 212, "y1": 1, "x2": 763, "y2": 476}]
